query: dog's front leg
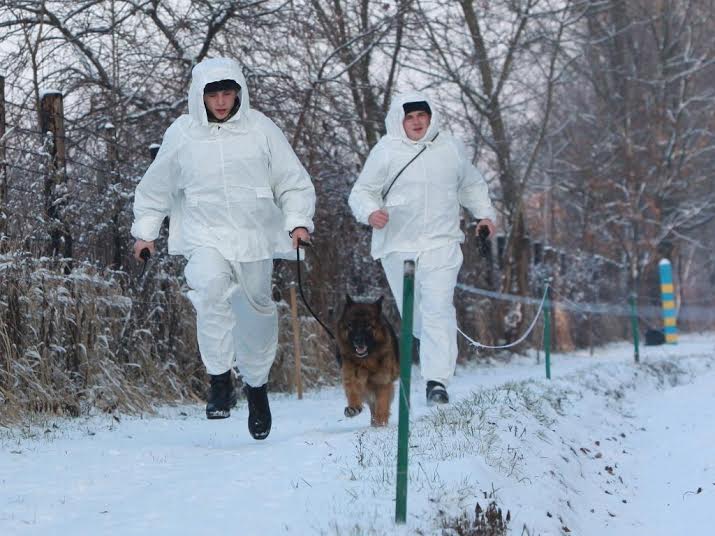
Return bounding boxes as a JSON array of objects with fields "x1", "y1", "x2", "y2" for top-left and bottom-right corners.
[
  {"x1": 370, "y1": 382, "x2": 395, "y2": 427},
  {"x1": 342, "y1": 364, "x2": 368, "y2": 418}
]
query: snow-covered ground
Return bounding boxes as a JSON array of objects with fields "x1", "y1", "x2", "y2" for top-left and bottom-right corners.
[{"x1": 1, "y1": 333, "x2": 713, "y2": 535}]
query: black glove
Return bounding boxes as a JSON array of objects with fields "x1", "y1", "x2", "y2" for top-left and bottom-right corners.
[{"x1": 477, "y1": 224, "x2": 491, "y2": 257}]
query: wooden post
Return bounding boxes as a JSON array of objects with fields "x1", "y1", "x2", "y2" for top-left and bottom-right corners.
[
  {"x1": 289, "y1": 286, "x2": 303, "y2": 399},
  {"x1": 102, "y1": 122, "x2": 123, "y2": 269},
  {"x1": 496, "y1": 235, "x2": 505, "y2": 269},
  {"x1": 0, "y1": 75, "x2": 7, "y2": 237},
  {"x1": 40, "y1": 90, "x2": 72, "y2": 262},
  {"x1": 98, "y1": 123, "x2": 116, "y2": 190}
]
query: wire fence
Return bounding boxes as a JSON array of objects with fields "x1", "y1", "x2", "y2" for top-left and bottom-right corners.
[
  {"x1": 457, "y1": 285, "x2": 550, "y2": 349},
  {"x1": 3, "y1": 250, "x2": 711, "y2": 319},
  {"x1": 457, "y1": 282, "x2": 713, "y2": 321}
]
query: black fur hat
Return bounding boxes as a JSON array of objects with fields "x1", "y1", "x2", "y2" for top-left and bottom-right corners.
[
  {"x1": 402, "y1": 100, "x2": 431, "y2": 116},
  {"x1": 203, "y1": 79, "x2": 241, "y2": 94}
]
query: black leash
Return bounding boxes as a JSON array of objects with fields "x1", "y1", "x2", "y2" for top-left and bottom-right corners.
[{"x1": 296, "y1": 239, "x2": 336, "y2": 341}]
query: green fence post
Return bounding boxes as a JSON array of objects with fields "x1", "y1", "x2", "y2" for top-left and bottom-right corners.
[
  {"x1": 395, "y1": 260, "x2": 415, "y2": 525},
  {"x1": 544, "y1": 281, "x2": 552, "y2": 380},
  {"x1": 629, "y1": 293, "x2": 640, "y2": 363}
]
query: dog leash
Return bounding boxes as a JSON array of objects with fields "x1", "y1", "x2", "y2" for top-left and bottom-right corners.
[{"x1": 296, "y1": 239, "x2": 336, "y2": 341}]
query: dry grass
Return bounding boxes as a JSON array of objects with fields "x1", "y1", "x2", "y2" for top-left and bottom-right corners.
[
  {"x1": 0, "y1": 253, "x2": 340, "y2": 424},
  {"x1": 0, "y1": 254, "x2": 196, "y2": 422},
  {"x1": 439, "y1": 500, "x2": 510, "y2": 536}
]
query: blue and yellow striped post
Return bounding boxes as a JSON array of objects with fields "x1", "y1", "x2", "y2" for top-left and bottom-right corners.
[{"x1": 658, "y1": 259, "x2": 678, "y2": 344}]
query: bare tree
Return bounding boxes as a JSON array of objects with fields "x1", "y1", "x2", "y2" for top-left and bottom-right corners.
[
  {"x1": 545, "y1": 0, "x2": 715, "y2": 305},
  {"x1": 0, "y1": 0, "x2": 294, "y2": 266},
  {"x1": 412, "y1": 0, "x2": 581, "y2": 342},
  {"x1": 0, "y1": 75, "x2": 6, "y2": 240},
  {"x1": 288, "y1": 0, "x2": 412, "y2": 161}
]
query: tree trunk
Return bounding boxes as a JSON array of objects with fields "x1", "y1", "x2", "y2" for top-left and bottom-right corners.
[
  {"x1": 0, "y1": 75, "x2": 6, "y2": 239},
  {"x1": 40, "y1": 91, "x2": 72, "y2": 263},
  {"x1": 103, "y1": 123, "x2": 124, "y2": 270}
]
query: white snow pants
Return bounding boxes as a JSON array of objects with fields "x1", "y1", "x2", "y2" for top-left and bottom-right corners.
[
  {"x1": 381, "y1": 242, "x2": 463, "y2": 387},
  {"x1": 184, "y1": 247, "x2": 277, "y2": 387}
]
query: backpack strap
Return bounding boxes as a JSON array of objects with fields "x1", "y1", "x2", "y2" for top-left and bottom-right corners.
[{"x1": 381, "y1": 132, "x2": 440, "y2": 201}]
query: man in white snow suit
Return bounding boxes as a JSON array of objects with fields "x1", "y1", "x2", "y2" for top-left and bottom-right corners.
[
  {"x1": 348, "y1": 92, "x2": 496, "y2": 405},
  {"x1": 131, "y1": 57, "x2": 315, "y2": 439}
]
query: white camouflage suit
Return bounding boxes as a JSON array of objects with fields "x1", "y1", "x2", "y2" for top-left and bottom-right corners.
[
  {"x1": 131, "y1": 58, "x2": 315, "y2": 387},
  {"x1": 348, "y1": 91, "x2": 495, "y2": 387}
]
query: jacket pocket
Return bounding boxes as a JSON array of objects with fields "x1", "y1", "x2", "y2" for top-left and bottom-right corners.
[
  {"x1": 232, "y1": 186, "x2": 281, "y2": 231},
  {"x1": 185, "y1": 190, "x2": 224, "y2": 207},
  {"x1": 254, "y1": 187, "x2": 274, "y2": 200},
  {"x1": 226, "y1": 186, "x2": 264, "y2": 206},
  {"x1": 384, "y1": 194, "x2": 407, "y2": 207}
]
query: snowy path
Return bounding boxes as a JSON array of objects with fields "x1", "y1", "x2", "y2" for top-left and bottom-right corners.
[
  {"x1": 601, "y1": 371, "x2": 715, "y2": 535},
  {"x1": 1, "y1": 334, "x2": 713, "y2": 535}
]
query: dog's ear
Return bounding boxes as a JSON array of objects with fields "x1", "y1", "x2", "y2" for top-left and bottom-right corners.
[
  {"x1": 345, "y1": 293, "x2": 354, "y2": 305},
  {"x1": 375, "y1": 295, "x2": 384, "y2": 311}
]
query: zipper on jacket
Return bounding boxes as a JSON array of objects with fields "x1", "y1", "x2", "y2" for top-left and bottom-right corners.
[
  {"x1": 220, "y1": 131, "x2": 245, "y2": 241},
  {"x1": 421, "y1": 159, "x2": 428, "y2": 249},
  {"x1": 219, "y1": 133, "x2": 231, "y2": 216}
]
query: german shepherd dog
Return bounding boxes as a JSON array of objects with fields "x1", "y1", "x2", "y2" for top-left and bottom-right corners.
[{"x1": 336, "y1": 295, "x2": 400, "y2": 427}]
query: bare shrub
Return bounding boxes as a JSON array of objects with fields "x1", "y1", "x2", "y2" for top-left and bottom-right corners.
[
  {"x1": 440, "y1": 500, "x2": 510, "y2": 536},
  {"x1": 0, "y1": 251, "x2": 344, "y2": 422}
]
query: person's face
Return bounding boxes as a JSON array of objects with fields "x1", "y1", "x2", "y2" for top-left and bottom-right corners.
[
  {"x1": 203, "y1": 89, "x2": 238, "y2": 120},
  {"x1": 402, "y1": 110, "x2": 431, "y2": 141}
]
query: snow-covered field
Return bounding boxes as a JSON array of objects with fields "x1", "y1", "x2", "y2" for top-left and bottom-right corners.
[{"x1": 1, "y1": 334, "x2": 713, "y2": 535}]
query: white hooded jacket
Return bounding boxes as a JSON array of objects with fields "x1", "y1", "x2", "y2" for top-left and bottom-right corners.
[
  {"x1": 348, "y1": 91, "x2": 496, "y2": 259},
  {"x1": 131, "y1": 57, "x2": 315, "y2": 262}
]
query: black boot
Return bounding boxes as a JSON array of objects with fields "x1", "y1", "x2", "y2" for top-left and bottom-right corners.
[
  {"x1": 205, "y1": 370, "x2": 237, "y2": 419},
  {"x1": 245, "y1": 384, "x2": 272, "y2": 440},
  {"x1": 426, "y1": 380, "x2": 449, "y2": 405}
]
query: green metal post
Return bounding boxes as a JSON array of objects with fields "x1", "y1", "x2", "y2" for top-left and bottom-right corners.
[
  {"x1": 629, "y1": 293, "x2": 640, "y2": 363},
  {"x1": 395, "y1": 260, "x2": 415, "y2": 524},
  {"x1": 544, "y1": 281, "x2": 552, "y2": 380}
]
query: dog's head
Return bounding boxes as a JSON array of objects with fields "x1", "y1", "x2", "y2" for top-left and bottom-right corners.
[{"x1": 338, "y1": 294, "x2": 385, "y2": 359}]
